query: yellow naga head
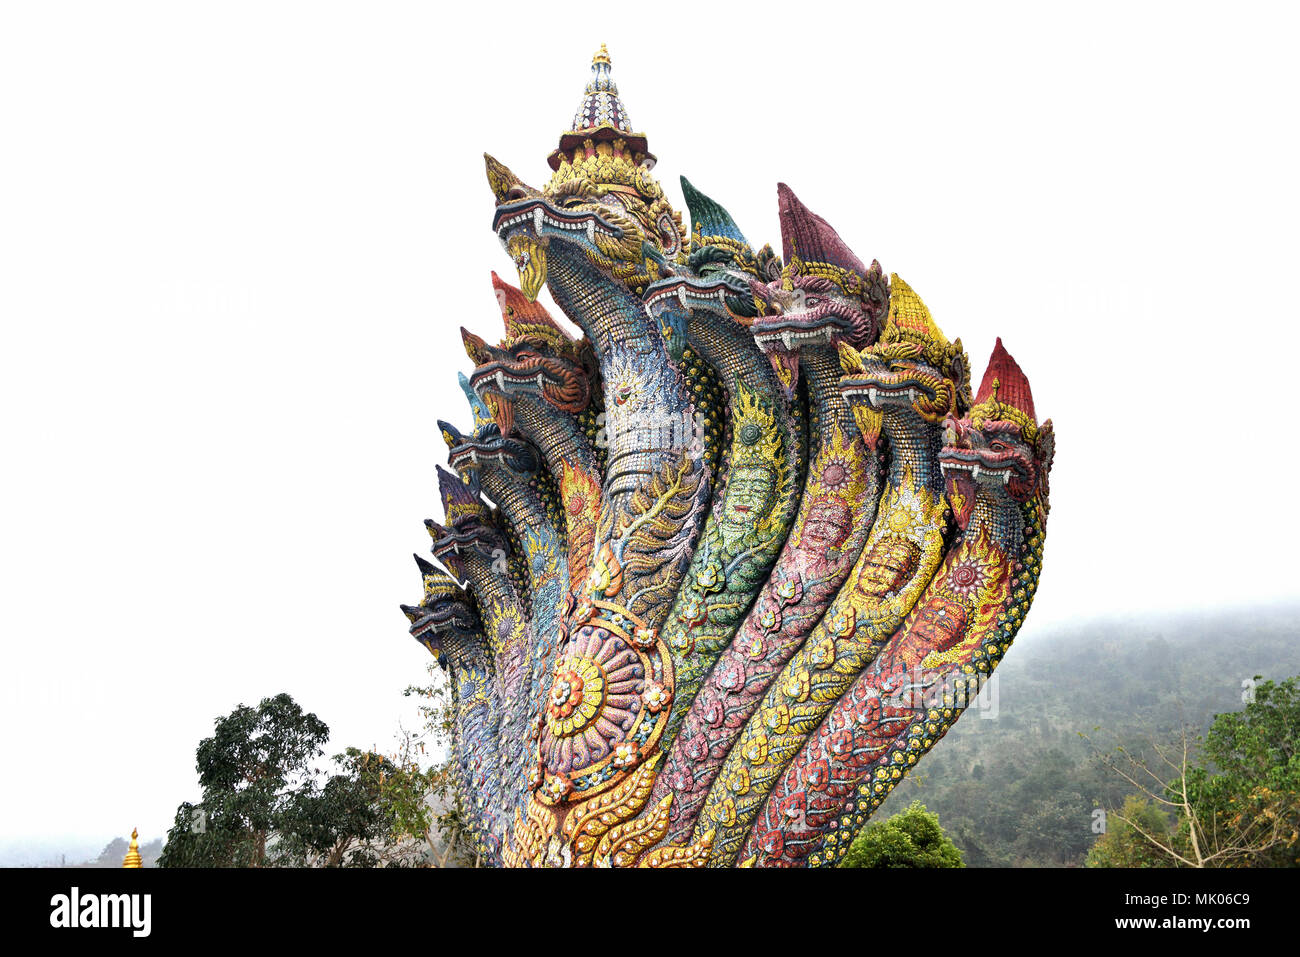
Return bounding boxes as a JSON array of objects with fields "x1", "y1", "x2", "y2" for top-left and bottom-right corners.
[{"x1": 837, "y1": 275, "x2": 974, "y2": 433}]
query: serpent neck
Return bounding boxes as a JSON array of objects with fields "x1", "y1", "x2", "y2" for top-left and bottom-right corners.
[
  {"x1": 878, "y1": 409, "x2": 944, "y2": 493},
  {"x1": 801, "y1": 345, "x2": 855, "y2": 442},
  {"x1": 547, "y1": 244, "x2": 697, "y2": 508},
  {"x1": 688, "y1": 308, "x2": 774, "y2": 394},
  {"x1": 479, "y1": 466, "x2": 558, "y2": 599},
  {"x1": 965, "y1": 485, "x2": 1025, "y2": 557},
  {"x1": 514, "y1": 396, "x2": 597, "y2": 483}
]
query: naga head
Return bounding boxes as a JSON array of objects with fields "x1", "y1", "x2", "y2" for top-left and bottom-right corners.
[
  {"x1": 837, "y1": 274, "x2": 972, "y2": 447},
  {"x1": 486, "y1": 47, "x2": 686, "y2": 301},
  {"x1": 749, "y1": 184, "x2": 888, "y2": 396},
  {"x1": 646, "y1": 177, "x2": 782, "y2": 364},
  {"x1": 439, "y1": 417, "x2": 540, "y2": 480},
  {"x1": 400, "y1": 555, "x2": 482, "y2": 666},
  {"x1": 425, "y1": 466, "x2": 510, "y2": 581},
  {"x1": 462, "y1": 274, "x2": 596, "y2": 436},
  {"x1": 939, "y1": 338, "x2": 1055, "y2": 529}
]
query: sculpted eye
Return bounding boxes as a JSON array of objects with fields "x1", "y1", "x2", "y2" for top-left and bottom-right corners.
[
  {"x1": 804, "y1": 296, "x2": 822, "y2": 307},
  {"x1": 990, "y1": 441, "x2": 1008, "y2": 452}
]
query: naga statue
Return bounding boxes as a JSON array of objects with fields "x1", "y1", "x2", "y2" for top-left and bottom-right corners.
[{"x1": 401, "y1": 44, "x2": 1055, "y2": 868}]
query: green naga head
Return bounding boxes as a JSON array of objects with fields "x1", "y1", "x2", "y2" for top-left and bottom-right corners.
[
  {"x1": 485, "y1": 46, "x2": 688, "y2": 301},
  {"x1": 646, "y1": 176, "x2": 782, "y2": 365}
]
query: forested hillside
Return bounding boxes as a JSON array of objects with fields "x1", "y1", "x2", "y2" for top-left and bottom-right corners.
[{"x1": 874, "y1": 604, "x2": 1300, "y2": 866}]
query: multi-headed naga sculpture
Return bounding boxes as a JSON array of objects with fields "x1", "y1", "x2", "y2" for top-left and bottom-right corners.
[{"x1": 401, "y1": 46, "x2": 1055, "y2": 867}]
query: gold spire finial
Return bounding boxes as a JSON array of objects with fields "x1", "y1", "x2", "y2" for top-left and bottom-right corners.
[
  {"x1": 122, "y1": 827, "x2": 143, "y2": 868},
  {"x1": 593, "y1": 43, "x2": 610, "y2": 66}
]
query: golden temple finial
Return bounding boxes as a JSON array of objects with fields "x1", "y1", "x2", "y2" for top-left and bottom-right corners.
[
  {"x1": 549, "y1": 41, "x2": 653, "y2": 172},
  {"x1": 122, "y1": 827, "x2": 143, "y2": 868}
]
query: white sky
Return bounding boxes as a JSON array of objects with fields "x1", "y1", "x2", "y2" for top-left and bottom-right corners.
[{"x1": 2, "y1": 1, "x2": 1297, "y2": 848}]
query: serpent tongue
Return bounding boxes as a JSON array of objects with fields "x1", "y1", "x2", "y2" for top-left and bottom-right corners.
[
  {"x1": 852, "y1": 404, "x2": 883, "y2": 451},
  {"x1": 486, "y1": 392, "x2": 516, "y2": 438},
  {"x1": 767, "y1": 344, "x2": 801, "y2": 399},
  {"x1": 944, "y1": 469, "x2": 978, "y2": 531},
  {"x1": 509, "y1": 233, "x2": 548, "y2": 301}
]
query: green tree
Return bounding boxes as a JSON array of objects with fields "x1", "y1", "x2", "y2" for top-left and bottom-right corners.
[
  {"x1": 160, "y1": 693, "x2": 329, "y2": 867},
  {"x1": 1178, "y1": 676, "x2": 1300, "y2": 866},
  {"x1": 1085, "y1": 794, "x2": 1172, "y2": 867},
  {"x1": 1090, "y1": 676, "x2": 1300, "y2": 868},
  {"x1": 274, "y1": 748, "x2": 401, "y2": 867},
  {"x1": 840, "y1": 801, "x2": 965, "y2": 868},
  {"x1": 161, "y1": 681, "x2": 480, "y2": 867}
]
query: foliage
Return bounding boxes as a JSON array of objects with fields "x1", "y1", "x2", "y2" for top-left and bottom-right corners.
[
  {"x1": 274, "y1": 748, "x2": 402, "y2": 867},
  {"x1": 1176, "y1": 676, "x2": 1300, "y2": 866},
  {"x1": 840, "y1": 801, "x2": 964, "y2": 869},
  {"x1": 159, "y1": 693, "x2": 329, "y2": 867},
  {"x1": 401, "y1": 664, "x2": 477, "y2": 866},
  {"x1": 1085, "y1": 794, "x2": 1172, "y2": 867},
  {"x1": 159, "y1": 678, "x2": 480, "y2": 867},
  {"x1": 1089, "y1": 676, "x2": 1300, "y2": 868},
  {"x1": 873, "y1": 610, "x2": 1300, "y2": 866}
]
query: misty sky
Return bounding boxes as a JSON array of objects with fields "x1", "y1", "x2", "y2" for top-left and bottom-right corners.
[{"x1": 2, "y1": 1, "x2": 1297, "y2": 849}]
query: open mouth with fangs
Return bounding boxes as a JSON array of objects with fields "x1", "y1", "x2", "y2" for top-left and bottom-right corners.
[
  {"x1": 431, "y1": 530, "x2": 501, "y2": 562},
  {"x1": 749, "y1": 305, "x2": 861, "y2": 353},
  {"x1": 447, "y1": 435, "x2": 539, "y2": 474},
  {"x1": 469, "y1": 362, "x2": 552, "y2": 397},
  {"x1": 938, "y1": 447, "x2": 1025, "y2": 487},
  {"x1": 448, "y1": 442, "x2": 506, "y2": 469},
  {"x1": 405, "y1": 606, "x2": 474, "y2": 642},
  {"x1": 644, "y1": 276, "x2": 745, "y2": 315},
  {"x1": 840, "y1": 371, "x2": 938, "y2": 409},
  {"x1": 492, "y1": 198, "x2": 623, "y2": 246}
]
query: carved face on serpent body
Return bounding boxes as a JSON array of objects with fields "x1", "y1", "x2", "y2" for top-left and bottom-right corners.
[
  {"x1": 717, "y1": 464, "x2": 778, "y2": 541},
  {"x1": 796, "y1": 496, "x2": 854, "y2": 559}
]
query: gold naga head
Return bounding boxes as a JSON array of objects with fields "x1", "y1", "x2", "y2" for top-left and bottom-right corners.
[{"x1": 486, "y1": 47, "x2": 687, "y2": 301}]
